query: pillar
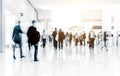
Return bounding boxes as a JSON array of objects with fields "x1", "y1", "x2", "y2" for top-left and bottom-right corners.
[{"x1": 0, "y1": 0, "x2": 4, "y2": 52}]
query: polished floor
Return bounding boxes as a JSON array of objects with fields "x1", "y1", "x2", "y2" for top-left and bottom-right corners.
[{"x1": 1, "y1": 41, "x2": 120, "y2": 76}]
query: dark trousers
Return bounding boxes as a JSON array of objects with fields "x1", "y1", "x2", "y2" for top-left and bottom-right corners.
[
  {"x1": 89, "y1": 38, "x2": 95, "y2": 48},
  {"x1": 13, "y1": 42, "x2": 23, "y2": 58},
  {"x1": 75, "y1": 38, "x2": 79, "y2": 46},
  {"x1": 80, "y1": 40, "x2": 82, "y2": 45},
  {"x1": 34, "y1": 44, "x2": 38, "y2": 60},
  {"x1": 42, "y1": 38, "x2": 46, "y2": 48},
  {"x1": 59, "y1": 40, "x2": 63, "y2": 49},
  {"x1": 53, "y1": 39, "x2": 57, "y2": 49}
]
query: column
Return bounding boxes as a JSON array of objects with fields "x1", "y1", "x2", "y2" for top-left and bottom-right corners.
[
  {"x1": 0, "y1": 0, "x2": 2, "y2": 52},
  {"x1": 0, "y1": 0, "x2": 4, "y2": 52}
]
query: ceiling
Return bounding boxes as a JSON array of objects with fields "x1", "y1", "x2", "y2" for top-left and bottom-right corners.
[{"x1": 4, "y1": 0, "x2": 120, "y2": 26}]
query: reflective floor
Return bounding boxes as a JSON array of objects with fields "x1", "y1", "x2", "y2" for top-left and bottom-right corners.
[{"x1": 1, "y1": 42, "x2": 120, "y2": 76}]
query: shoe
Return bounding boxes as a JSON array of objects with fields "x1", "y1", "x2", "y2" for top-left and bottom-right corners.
[
  {"x1": 34, "y1": 59, "x2": 39, "y2": 62},
  {"x1": 13, "y1": 56, "x2": 16, "y2": 59},
  {"x1": 20, "y1": 56, "x2": 25, "y2": 58}
]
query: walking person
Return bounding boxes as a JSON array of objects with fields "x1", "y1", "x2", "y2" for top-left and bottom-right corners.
[
  {"x1": 82, "y1": 31, "x2": 86, "y2": 46},
  {"x1": 65, "y1": 32, "x2": 69, "y2": 46},
  {"x1": 89, "y1": 31, "x2": 96, "y2": 48},
  {"x1": 104, "y1": 32, "x2": 107, "y2": 47},
  {"x1": 74, "y1": 33, "x2": 79, "y2": 46},
  {"x1": 42, "y1": 30, "x2": 47, "y2": 48},
  {"x1": 52, "y1": 28, "x2": 58, "y2": 49},
  {"x1": 58, "y1": 29, "x2": 65, "y2": 49},
  {"x1": 79, "y1": 32, "x2": 83, "y2": 46},
  {"x1": 12, "y1": 21, "x2": 25, "y2": 59},
  {"x1": 27, "y1": 20, "x2": 40, "y2": 62},
  {"x1": 69, "y1": 32, "x2": 73, "y2": 46}
]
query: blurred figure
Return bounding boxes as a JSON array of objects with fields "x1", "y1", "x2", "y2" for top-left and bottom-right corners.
[
  {"x1": 79, "y1": 32, "x2": 83, "y2": 46},
  {"x1": 52, "y1": 28, "x2": 58, "y2": 49},
  {"x1": 110, "y1": 34, "x2": 114, "y2": 46},
  {"x1": 12, "y1": 21, "x2": 25, "y2": 59},
  {"x1": 65, "y1": 32, "x2": 69, "y2": 46},
  {"x1": 104, "y1": 32, "x2": 107, "y2": 47},
  {"x1": 27, "y1": 20, "x2": 40, "y2": 61},
  {"x1": 69, "y1": 32, "x2": 73, "y2": 46},
  {"x1": 89, "y1": 31, "x2": 96, "y2": 48},
  {"x1": 58, "y1": 29, "x2": 65, "y2": 49},
  {"x1": 74, "y1": 33, "x2": 79, "y2": 46},
  {"x1": 42, "y1": 30, "x2": 47, "y2": 48},
  {"x1": 49, "y1": 34, "x2": 52, "y2": 42},
  {"x1": 97, "y1": 31, "x2": 102, "y2": 45},
  {"x1": 82, "y1": 31, "x2": 86, "y2": 46}
]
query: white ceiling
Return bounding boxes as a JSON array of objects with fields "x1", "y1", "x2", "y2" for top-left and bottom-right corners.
[{"x1": 4, "y1": 0, "x2": 120, "y2": 24}]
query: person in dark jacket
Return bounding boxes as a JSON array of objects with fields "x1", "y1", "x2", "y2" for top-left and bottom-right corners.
[
  {"x1": 12, "y1": 21, "x2": 25, "y2": 59},
  {"x1": 104, "y1": 32, "x2": 107, "y2": 47},
  {"x1": 69, "y1": 32, "x2": 73, "y2": 45},
  {"x1": 27, "y1": 20, "x2": 40, "y2": 62},
  {"x1": 52, "y1": 28, "x2": 57, "y2": 49},
  {"x1": 58, "y1": 29, "x2": 65, "y2": 49}
]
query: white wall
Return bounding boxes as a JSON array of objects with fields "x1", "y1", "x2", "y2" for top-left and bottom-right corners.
[{"x1": 0, "y1": 0, "x2": 2, "y2": 52}]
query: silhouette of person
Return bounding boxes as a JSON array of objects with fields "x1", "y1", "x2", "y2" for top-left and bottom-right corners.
[
  {"x1": 74, "y1": 33, "x2": 79, "y2": 46},
  {"x1": 89, "y1": 31, "x2": 96, "y2": 48},
  {"x1": 79, "y1": 32, "x2": 83, "y2": 45},
  {"x1": 82, "y1": 31, "x2": 86, "y2": 46},
  {"x1": 58, "y1": 28, "x2": 65, "y2": 49},
  {"x1": 52, "y1": 28, "x2": 57, "y2": 49},
  {"x1": 65, "y1": 32, "x2": 69, "y2": 46},
  {"x1": 27, "y1": 20, "x2": 40, "y2": 61},
  {"x1": 42, "y1": 30, "x2": 46, "y2": 48},
  {"x1": 12, "y1": 21, "x2": 25, "y2": 59},
  {"x1": 104, "y1": 32, "x2": 107, "y2": 47},
  {"x1": 69, "y1": 32, "x2": 73, "y2": 45}
]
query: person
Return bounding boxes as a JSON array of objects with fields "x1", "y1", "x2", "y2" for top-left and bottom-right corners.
[
  {"x1": 82, "y1": 31, "x2": 86, "y2": 46},
  {"x1": 27, "y1": 20, "x2": 40, "y2": 61},
  {"x1": 65, "y1": 32, "x2": 69, "y2": 46},
  {"x1": 42, "y1": 30, "x2": 47, "y2": 48},
  {"x1": 88, "y1": 31, "x2": 96, "y2": 48},
  {"x1": 79, "y1": 32, "x2": 83, "y2": 45},
  {"x1": 104, "y1": 32, "x2": 107, "y2": 47},
  {"x1": 52, "y1": 28, "x2": 57, "y2": 49},
  {"x1": 74, "y1": 33, "x2": 79, "y2": 46},
  {"x1": 69, "y1": 32, "x2": 73, "y2": 45},
  {"x1": 12, "y1": 21, "x2": 25, "y2": 59},
  {"x1": 58, "y1": 28, "x2": 65, "y2": 49}
]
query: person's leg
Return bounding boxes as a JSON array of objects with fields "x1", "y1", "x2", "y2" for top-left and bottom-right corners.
[
  {"x1": 28, "y1": 42, "x2": 31, "y2": 51},
  {"x1": 80, "y1": 40, "x2": 82, "y2": 45},
  {"x1": 59, "y1": 41, "x2": 60, "y2": 49},
  {"x1": 19, "y1": 42, "x2": 25, "y2": 58},
  {"x1": 61, "y1": 40, "x2": 63, "y2": 49},
  {"x1": 43, "y1": 39, "x2": 46, "y2": 48},
  {"x1": 13, "y1": 44, "x2": 16, "y2": 59},
  {"x1": 34, "y1": 44, "x2": 38, "y2": 61},
  {"x1": 84, "y1": 39, "x2": 85, "y2": 46},
  {"x1": 55, "y1": 40, "x2": 57, "y2": 49}
]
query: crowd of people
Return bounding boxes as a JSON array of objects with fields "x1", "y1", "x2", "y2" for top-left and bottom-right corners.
[{"x1": 12, "y1": 20, "x2": 117, "y2": 62}]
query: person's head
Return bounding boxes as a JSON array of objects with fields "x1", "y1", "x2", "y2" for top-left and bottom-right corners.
[
  {"x1": 32, "y1": 20, "x2": 36, "y2": 25},
  {"x1": 59, "y1": 28, "x2": 61, "y2": 32},
  {"x1": 55, "y1": 28, "x2": 57, "y2": 31},
  {"x1": 18, "y1": 21, "x2": 20, "y2": 25}
]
